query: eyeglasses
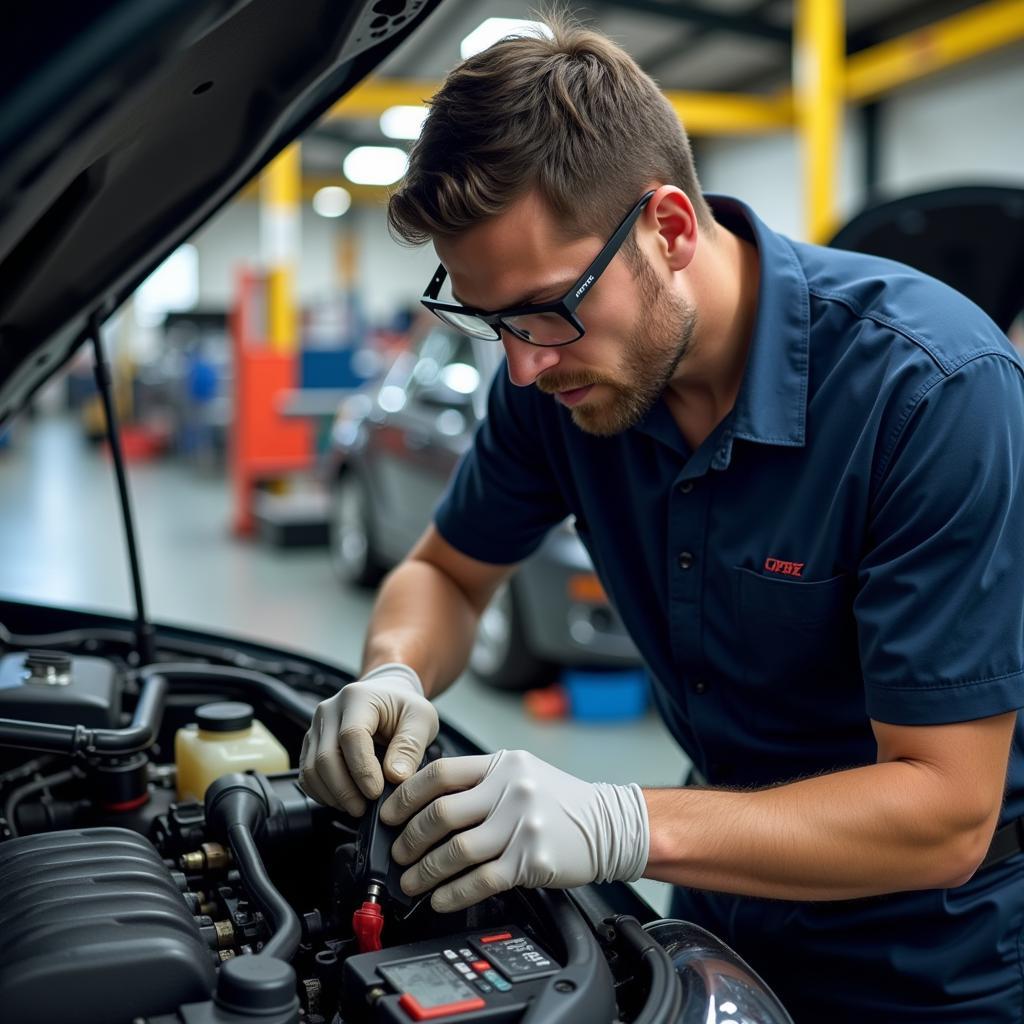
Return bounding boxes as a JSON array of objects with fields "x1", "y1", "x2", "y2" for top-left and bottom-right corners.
[{"x1": 421, "y1": 190, "x2": 656, "y2": 347}]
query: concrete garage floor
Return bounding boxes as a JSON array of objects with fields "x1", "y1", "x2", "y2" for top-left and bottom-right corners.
[{"x1": 0, "y1": 414, "x2": 688, "y2": 912}]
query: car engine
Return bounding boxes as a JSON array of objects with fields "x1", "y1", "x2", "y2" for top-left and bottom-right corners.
[{"x1": 0, "y1": 604, "x2": 793, "y2": 1024}]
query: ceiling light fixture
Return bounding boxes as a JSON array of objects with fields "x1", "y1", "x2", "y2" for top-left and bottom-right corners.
[
  {"x1": 312, "y1": 186, "x2": 352, "y2": 218},
  {"x1": 380, "y1": 105, "x2": 429, "y2": 140},
  {"x1": 343, "y1": 146, "x2": 409, "y2": 186},
  {"x1": 460, "y1": 18, "x2": 553, "y2": 60}
]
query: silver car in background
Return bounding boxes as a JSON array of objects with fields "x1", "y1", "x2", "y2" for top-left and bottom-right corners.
[{"x1": 326, "y1": 327, "x2": 639, "y2": 691}]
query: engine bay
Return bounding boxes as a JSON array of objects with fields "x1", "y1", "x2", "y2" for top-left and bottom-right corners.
[{"x1": 0, "y1": 600, "x2": 793, "y2": 1024}]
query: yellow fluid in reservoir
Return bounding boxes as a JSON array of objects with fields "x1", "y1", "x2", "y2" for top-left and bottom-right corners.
[{"x1": 175, "y1": 718, "x2": 289, "y2": 801}]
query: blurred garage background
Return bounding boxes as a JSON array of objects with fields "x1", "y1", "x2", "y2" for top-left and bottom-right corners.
[{"x1": 3, "y1": 0, "x2": 1023, "y2": 912}]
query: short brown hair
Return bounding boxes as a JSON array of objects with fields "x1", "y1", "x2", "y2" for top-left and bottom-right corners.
[{"x1": 387, "y1": 14, "x2": 714, "y2": 249}]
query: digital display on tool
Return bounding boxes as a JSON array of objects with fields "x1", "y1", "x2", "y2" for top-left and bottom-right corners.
[
  {"x1": 471, "y1": 932, "x2": 558, "y2": 982},
  {"x1": 378, "y1": 957, "x2": 484, "y2": 1018},
  {"x1": 343, "y1": 925, "x2": 563, "y2": 1022}
]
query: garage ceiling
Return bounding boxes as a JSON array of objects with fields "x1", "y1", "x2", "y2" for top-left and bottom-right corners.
[{"x1": 302, "y1": 0, "x2": 1002, "y2": 174}]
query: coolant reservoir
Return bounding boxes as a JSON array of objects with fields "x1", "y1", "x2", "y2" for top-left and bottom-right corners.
[{"x1": 175, "y1": 701, "x2": 289, "y2": 801}]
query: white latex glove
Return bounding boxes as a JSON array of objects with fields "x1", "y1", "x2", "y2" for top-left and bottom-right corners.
[
  {"x1": 298, "y1": 663, "x2": 439, "y2": 817},
  {"x1": 379, "y1": 749, "x2": 650, "y2": 912}
]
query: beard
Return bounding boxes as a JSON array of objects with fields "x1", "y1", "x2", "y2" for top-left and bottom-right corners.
[{"x1": 536, "y1": 258, "x2": 697, "y2": 437}]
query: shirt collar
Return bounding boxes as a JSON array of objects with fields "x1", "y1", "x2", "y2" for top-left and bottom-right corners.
[{"x1": 635, "y1": 194, "x2": 810, "y2": 468}]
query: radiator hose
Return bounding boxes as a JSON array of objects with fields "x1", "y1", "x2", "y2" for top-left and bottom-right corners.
[{"x1": 204, "y1": 773, "x2": 302, "y2": 961}]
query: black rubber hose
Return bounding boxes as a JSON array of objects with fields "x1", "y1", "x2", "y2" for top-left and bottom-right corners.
[
  {"x1": 0, "y1": 672, "x2": 167, "y2": 756},
  {"x1": 227, "y1": 822, "x2": 302, "y2": 961},
  {"x1": 0, "y1": 720, "x2": 84, "y2": 756},
  {"x1": 521, "y1": 887, "x2": 622, "y2": 1024},
  {"x1": 140, "y1": 663, "x2": 319, "y2": 727},
  {"x1": 530, "y1": 886, "x2": 595, "y2": 965},
  {"x1": 0, "y1": 623, "x2": 137, "y2": 649},
  {"x1": 0, "y1": 660, "x2": 320, "y2": 757},
  {"x1": 3, "y1": 766, "x2": 83, "y2": 838},
  {"x1": 0, "y1": 756, "x2": 55, "y2": 788},
  {"x1": 91, "y1": 669, "x2": 167, "y2": 753},
  {"x1": 614, "y1": 915, "x2": 682, "y2": 1024},
  {"x1": 205, "y1": 774, "x2": 304, "y2": 962},
  {"x1": 0, "y1": 620, "x2": 347, "y2": 695}
]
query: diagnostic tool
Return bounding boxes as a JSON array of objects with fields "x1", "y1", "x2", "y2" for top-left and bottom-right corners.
[
  {"x1": 343, "y1": 925, "x2": 561, "y2": 1022},
  {"x1": 355, "y1": 778, "x2": 408, "y2": 907},
  {"x1": 351, "y1": 778, "x2": 405, "y2": 952},
  {"x1": 352, "y1": 748, "x2": 433, "y2": 952}
]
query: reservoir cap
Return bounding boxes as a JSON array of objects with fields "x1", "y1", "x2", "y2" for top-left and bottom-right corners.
[{"x1": 196, "y1": 701, "x2": 254, "y2": 733}]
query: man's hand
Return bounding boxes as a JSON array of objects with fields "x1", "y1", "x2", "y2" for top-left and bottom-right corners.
[
  {"x1": 298, "y1": 663, "x2": 439, "y2": 817},
  {"x1": 379, "y1": 750, "x2": 650, "y2": 912}
]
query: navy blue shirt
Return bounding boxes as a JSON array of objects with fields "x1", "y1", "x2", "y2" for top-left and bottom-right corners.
[{"x1": 435, "y1": 195, "x2": 1024, "y2": 823}]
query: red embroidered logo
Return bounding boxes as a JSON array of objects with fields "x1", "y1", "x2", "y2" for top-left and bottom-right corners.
[{"x1": 764, "y1": 557, "x2": 805, "y2": 578}]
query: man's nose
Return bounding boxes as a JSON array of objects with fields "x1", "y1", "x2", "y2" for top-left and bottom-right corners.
[{"x1": 501, "y1": 332, "x2": 561, "y2": 387}]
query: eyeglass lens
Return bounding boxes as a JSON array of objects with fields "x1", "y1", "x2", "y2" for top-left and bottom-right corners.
[
  {"x1": 502, "y1": 311, "x2": 581, "y2": 345},
  {"x1": 435, "y1": 308, "x2": 501, "y2": 340},
  {"x1": 434, "y1": 308, "x2": 580, "y2": 346}
]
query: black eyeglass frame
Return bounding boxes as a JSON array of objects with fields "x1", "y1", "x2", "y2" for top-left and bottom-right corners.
[{"x1": 420, "y1": 190, "x2": 657, "y2": 348}]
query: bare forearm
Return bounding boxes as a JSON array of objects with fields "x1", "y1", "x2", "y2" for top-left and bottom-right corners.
[
  {"x1": 361, "y1": 558, "x2": 480, "y2": 698},
  {"x1": 643, "y1": 760, "x2": 998, "y2": 901}
]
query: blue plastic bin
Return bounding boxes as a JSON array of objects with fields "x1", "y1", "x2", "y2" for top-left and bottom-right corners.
[{"x1": 563, "y1": 668, "x2": 648, "y2": 722}]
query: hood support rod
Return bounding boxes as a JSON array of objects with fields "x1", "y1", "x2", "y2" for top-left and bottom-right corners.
[{"x1": 89, "y1": 309, "x2": 156, "y2": 665}]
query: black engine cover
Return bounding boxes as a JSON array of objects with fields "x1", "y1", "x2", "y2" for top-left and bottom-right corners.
[
  {"x1": 0, "y1": 826, "x2": 216, "y2": 1024},
  {"x1": 0, "y1": 651, "x2": 121, "y2": 727}
]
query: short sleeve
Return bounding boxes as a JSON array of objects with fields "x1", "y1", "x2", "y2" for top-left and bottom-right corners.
[
  {"x1": 433, "y1": 366, "x2": 570, "y2": 565},
  {"x1": 858, "y1": 353, "x2": 1024, "y2": 724}
]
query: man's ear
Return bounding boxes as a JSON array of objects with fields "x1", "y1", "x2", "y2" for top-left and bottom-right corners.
[{"x1": 645, "y1": 186, "x2": 698, "y2": 272}]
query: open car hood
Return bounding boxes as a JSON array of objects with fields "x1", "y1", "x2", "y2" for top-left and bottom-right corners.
[
  {"x1": 0, "y1": 0, "x2": 444, "y2": 426},
  {"x1": 829, "y1": 185, "x2": 1024, "y2": 333}
]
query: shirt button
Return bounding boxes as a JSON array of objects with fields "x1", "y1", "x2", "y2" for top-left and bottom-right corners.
[
  {"x1": 678, "y1": 480, "x2": 694, "y2": 494},
  {"x1": 693, "y1": 679, "x2": 708, "y2": 694},
  {"x1": 677, "y1": 551, "x2": 695, "y2": 570}
]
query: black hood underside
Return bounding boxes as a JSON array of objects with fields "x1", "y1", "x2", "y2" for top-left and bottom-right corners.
[{"x1": 0, "y1": 0, "x2": 443, "y2": 426}]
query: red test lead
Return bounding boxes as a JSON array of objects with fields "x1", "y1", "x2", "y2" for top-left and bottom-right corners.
[{"x1": 353, "y1": 884, "x2": 385, "y2": 953}]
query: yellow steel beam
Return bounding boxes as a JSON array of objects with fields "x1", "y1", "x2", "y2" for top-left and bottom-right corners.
[
  {"x1": 259, "y1": 143, "x2": 301, "y2": 354},
  {"x1": 242, "y1": 177, "x2": 388, "y2": 205},
  {"x1": 261, "y1": 142, "x2": 301, "y2": 207},
  {"x1": 666, "y1": 90, "x2": 793, "y2": 135},
  {"x1": 796, "y1": 0, "x2": 844, "y2": 243},
  {"x1": 327, "y1": 77, "x2": 794, "y2": 136},
  {"x1": 847, "y1": 0, "x2": 1024, "y2": 104},
  {"x1": 328, "y1": 79, "x2": 438, "y2": 119}
]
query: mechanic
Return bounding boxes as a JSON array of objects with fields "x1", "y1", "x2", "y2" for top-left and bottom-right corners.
[{"x1": 299, "y1": 18, "x2": 1024, "y2": 1022}]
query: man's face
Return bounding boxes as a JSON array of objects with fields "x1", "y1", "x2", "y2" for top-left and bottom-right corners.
[{"x1": 434, "y1": 191, "x2": 696, "y2": 437}]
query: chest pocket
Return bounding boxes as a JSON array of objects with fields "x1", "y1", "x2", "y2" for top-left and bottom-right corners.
[{"x1": 731, "y1": 566, "x2": 856, "y2": 679}]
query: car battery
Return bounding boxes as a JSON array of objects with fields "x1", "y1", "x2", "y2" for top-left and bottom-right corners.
[
  {"x1": 343, "y1": 926, "x2": 560, "y2": 1022},
  {"x1": 0, "y1": 650, "x2": 121, "y2": 728}
]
